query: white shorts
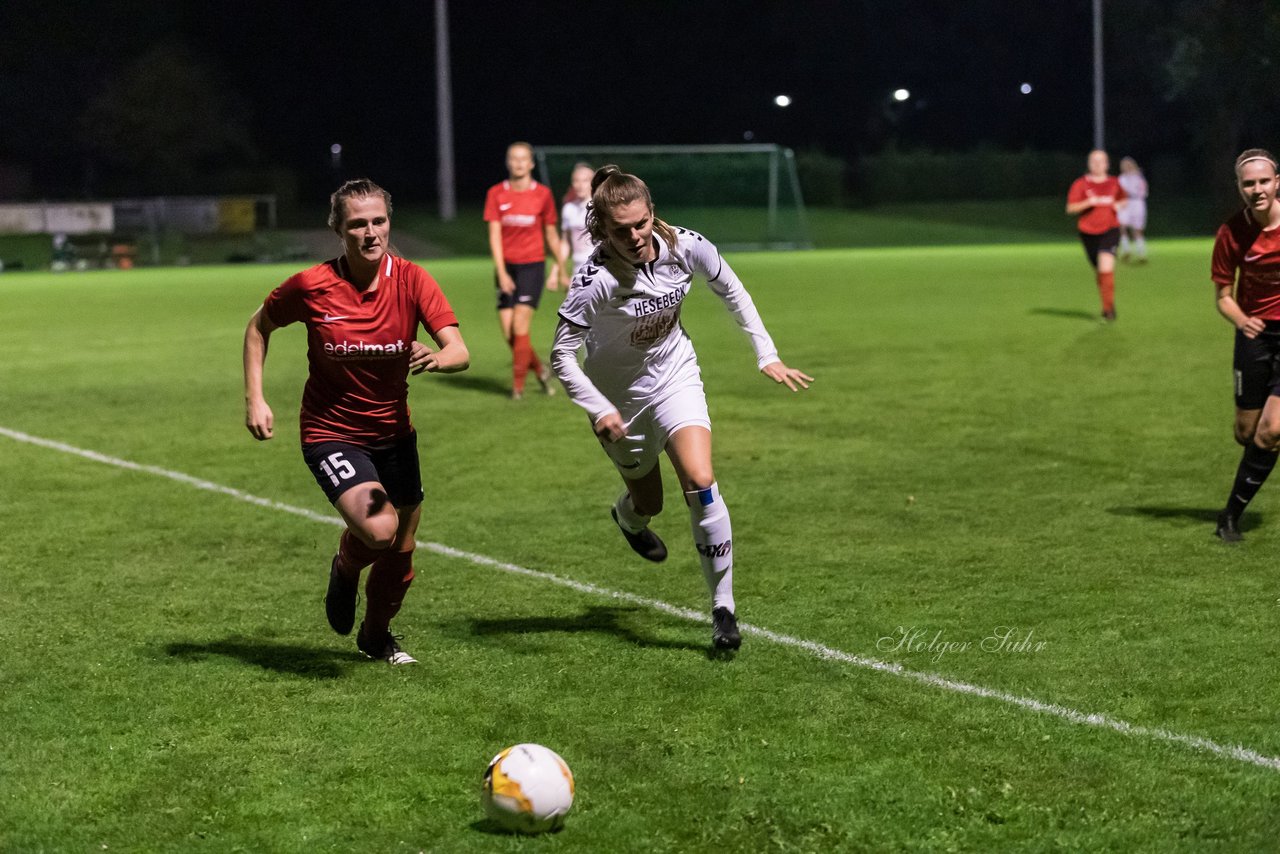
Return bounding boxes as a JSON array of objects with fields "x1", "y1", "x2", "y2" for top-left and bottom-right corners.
[
  {"x1": 600, "y1": 383, "x2": 711, "y2": 479},
  {"x1": 1118, "y1": 200, "x2": 1147, "y2": 230}
]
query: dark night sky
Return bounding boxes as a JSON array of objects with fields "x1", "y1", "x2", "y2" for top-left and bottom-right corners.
[{"x1": 0, "y1": 1, "x2": 1246, "y2": 205}]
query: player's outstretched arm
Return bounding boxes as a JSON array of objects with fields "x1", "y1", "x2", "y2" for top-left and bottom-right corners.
[
  {"x1": 411, "y1": 326, "x2": 470, "y2": 374},
  {"x1": 243, "y1": 306, "x2": 277, "y2": 440},
  {"x1": 761, "y1": 360, "x2": 814, "y2": 392},
  {"x1": 550, "y1": 318, "x2": 617, "y2": 425}
]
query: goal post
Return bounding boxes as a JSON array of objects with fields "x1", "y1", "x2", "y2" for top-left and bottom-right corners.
[{"x1": 534, "y1": 144, "x2": 812, "y2": 251}]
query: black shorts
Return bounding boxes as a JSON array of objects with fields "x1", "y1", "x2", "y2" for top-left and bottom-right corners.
[
  {"x1": 1079, "y1": 228, "x2": 1120, "y2": 269},
  {"x1": 1233, "y1": 324, "x2": 1280, "y2": 410},
  {"x1": 301, "y1": 431, "x2": 424, "y2": 507},
  {"x1": 496, "y1": 261, "x2": 545, "y2": 310}
]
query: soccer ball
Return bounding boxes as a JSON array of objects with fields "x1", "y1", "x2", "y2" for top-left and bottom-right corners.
[{"x1": 481, "y1": 743, "x2": 575, "y2": 833}]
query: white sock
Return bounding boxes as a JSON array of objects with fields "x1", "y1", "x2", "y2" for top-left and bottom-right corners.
[
  {"x1": 613, "y1": 491, "x2": 650, "y2": 534},
  {"x1": 685, "y1": 482, "x2": 734, "y2": 613},
  {"x1": 1136, "y1": 236, "x2": 1146, "y2": 258},
  {"x1": 1119, "y1": 234, "x2": 1131, "y2": 256}
]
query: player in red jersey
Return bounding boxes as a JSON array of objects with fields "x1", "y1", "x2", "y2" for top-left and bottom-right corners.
[
  {"x1": 484, "y1": 142, "x2": 561, "y2": 399},
  {"x1": 1066, "y1": 149, "x2": 1128, "y2": 321},
  {"x1": 243, "y1": 179, "x2": 470, "y2": 663},
  {"x1": 1210, "y1": 149, "x2": 1280, "y2": 542}
]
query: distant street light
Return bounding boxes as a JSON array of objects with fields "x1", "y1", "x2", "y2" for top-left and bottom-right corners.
[
  {"x1": 773, "y1": 94, "x2": 792, "y2": 108},
  {"x1": 892, "y1": 88, "x2": 910, "y2": 102},
  {"x1": 330, "y1": 143, "x2": 342, "y2": 169},
  {"x1": 1019, "y1": 82, "x2": 1033, "y2": 94}
]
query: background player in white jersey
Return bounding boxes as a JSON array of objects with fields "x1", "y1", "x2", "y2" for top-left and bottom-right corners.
[
  {"x1": 550, "y1": 166, "x2": 812, "y2": 651},
  {"x1": 1118, "y1": 156, "x2": 1149, "y2": 263},
  {"x1": 557, "y1": 162, "x2": 595, "y2": 287}
]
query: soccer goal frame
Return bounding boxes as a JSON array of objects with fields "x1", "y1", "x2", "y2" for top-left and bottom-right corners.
[{"x1": 534, "y1": 144, "x2": 812, "y2": 251}]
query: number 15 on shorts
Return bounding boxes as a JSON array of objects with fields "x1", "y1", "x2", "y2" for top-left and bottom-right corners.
[{"x1": 318, "y1": 451, "x2": 356, "y2": 486}]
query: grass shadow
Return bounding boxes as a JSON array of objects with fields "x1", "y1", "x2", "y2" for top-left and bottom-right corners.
[
  {"x1": 468, "y1": 818, "x2": 565, "y2": 836},
  {"x1": 1030, "y1": 307, "x2": 1099, "y2": 321},
  {"x1": 1107, "y1": 506, "x2": 1260, "y2": 532},
  {"x1": 466, "y1": 605, "x2": 709, "y2": 655},
  {"x1": 438, "y1": 373, "x2": 514, "y2": 397},
  {"x1": 164, "y1": 637, "x2": 361, "y2": 679}
]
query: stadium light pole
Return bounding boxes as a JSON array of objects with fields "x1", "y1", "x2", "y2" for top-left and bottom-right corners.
[
  {"x1": 435, "y1": 0, "x2": 457, "y2": 221},
  {"x1": 1093, "y1": 0, "x2": 1104, "y2": 150}
]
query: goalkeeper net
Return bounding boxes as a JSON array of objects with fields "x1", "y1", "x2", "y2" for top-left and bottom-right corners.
[{"x1": 534, "y1": 144, "x2": 812, "y2": 251}]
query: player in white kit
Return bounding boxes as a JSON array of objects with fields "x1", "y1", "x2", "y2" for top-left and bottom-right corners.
[
  {"x1": 1118, "y1": 156, "x2": 1149, "y2": 263},
  {"x1": 550, "y1": 166, "x2": 813, "y2": 651},
  {"x1": 557, "y1": 162, "x2": 596, "y2": 287}
]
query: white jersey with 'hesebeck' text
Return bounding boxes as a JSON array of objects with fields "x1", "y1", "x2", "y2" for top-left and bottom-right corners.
[{"x1": 551, "y1": 226, "x2": 779, "y2": 422}]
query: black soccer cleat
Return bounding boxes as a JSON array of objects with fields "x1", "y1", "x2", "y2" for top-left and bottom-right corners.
[
  {"x1": 325, "y1": 556, "x2": 359, "y2": 635},
  {"x1": 1215, "y1": 510, "x2": 1243, "y2": 543},
  {"x1": 356, "y1": 623, "x2": 417, "y2": 665},
  {"x1": 1101, "y1": 308, "x2": 1117, "y2": 323},
  {"x1": 611, "y1": 507, "x2": 668, "y2": 562},
  {"x1": 712, "y1": 607, "x2": 741, "y2": 651}
]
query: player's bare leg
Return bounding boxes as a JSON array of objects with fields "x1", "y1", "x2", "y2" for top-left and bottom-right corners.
[
  {"x1": 667, "y1": 426, "x2": 739, "y2": 650},
  {"x1": 611, "y1": 464, "x2": 667, "y2": 562},
  {"x1": 323, "y1": 482, "x2": 398, "y2": 634},
  {"x1": 357, "y1": 503, "x2": 419, "y2": 664}
]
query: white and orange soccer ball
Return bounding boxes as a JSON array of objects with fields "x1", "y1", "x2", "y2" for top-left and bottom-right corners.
[{"x1": 481, "y1": 743, "x2": 575, "y2": 833}]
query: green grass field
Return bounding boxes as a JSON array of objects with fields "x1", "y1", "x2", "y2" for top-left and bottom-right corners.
[{"x1": 3, "y1": 238, "x2": 1280, "y2": 852}]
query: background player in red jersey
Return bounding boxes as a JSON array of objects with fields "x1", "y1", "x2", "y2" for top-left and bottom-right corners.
[
  {"x1": 1210, "y1": 149, "x2": 1280, "y2": 542},
  {"x1": 243, "y1": 179, "x2": 470, "y2": 663},
  {"x1": 484, "y1": 142, "x2": 561, "y2": 399},
  {"x1": 1066, "y1": 149, "x2": 1128, "y2": 321}
]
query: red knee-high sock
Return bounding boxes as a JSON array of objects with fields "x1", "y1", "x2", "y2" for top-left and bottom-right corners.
[
  {"x1": 363, "y1": 549, "x2": 415, "y2": 637},
  {"x1": 336, "y1": 529, "x2": 381, "y2": 580},
  {"x1": 1097, "y1": 271, "x2": 1115, "y2": 313},
  {"x1": 512, "y1": 334, "x2": 532, "y2": 393},
  {"x1": 524, "y1": 336, "x2": 543, "y2": 374}
]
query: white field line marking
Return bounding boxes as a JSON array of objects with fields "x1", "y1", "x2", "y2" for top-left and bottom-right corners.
[{"x1": 5, "y1": 423, "x2": 1280, "y2": 775}]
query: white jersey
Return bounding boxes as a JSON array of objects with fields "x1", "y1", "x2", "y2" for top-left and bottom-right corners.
[
  {"x1": 560, "y1": 198, "x2": 593, "y2": 266},
  {"x1": 551, "y1": 226, "x2": 779, "y2": 422},
  {"x1": 1118, "y1": 172, "x2": 1148, "y2": 201},
  {"x1": 1118, "y1": 172, "x2": 1148, "y2": 229}
]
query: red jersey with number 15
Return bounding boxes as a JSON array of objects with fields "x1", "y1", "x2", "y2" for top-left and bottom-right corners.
[
  {"x1": 483, "y1": 180, "x2": 557, "y2": 263},
  {"x1": 1067, "y1": 175, "x2": 1127, "y2": 234},
  {"x1": 264, "y1": 254, "x2": 459, "y2": 445},
  {"x1": 1211, "y1": 209, "x2": 1280, "y2": 320}
]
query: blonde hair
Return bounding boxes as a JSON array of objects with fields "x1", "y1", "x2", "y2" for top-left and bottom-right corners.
[
  {"x1": 1236, "y1": 148, "x2": 1278, "y2": 177},
  {"x1": 328, "y1": 178, "x2": 392, "y2": 231},
  {"x1": 586, "y1": 165, "x2": 678, "y2": 251}
]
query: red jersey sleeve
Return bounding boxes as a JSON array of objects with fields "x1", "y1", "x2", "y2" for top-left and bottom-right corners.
[
  {"x1": 1066, "y1": 178, "x2": 1088, "y2": 205},
  {"x1": 1211, "y1": 223, "x2": 1242, "y2": 289},
  {"x1": 483, "y1": 185, "x2": 501, "y2": 223},
  {"x1": 410, "y1": 266, "x2": 460, "y2": 335},
  {"x1": 263, "y1": 273, "x2": 307, "y2": 327},
  {"x1": 1115, "y1": 181, "x2": 1129, "y2": 202}
]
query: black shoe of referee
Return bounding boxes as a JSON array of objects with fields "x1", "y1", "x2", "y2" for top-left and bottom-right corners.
[
  {"x1": 1215, "y1": 510, "x2": 1243, "y2": 543},
  {"x1": 611, "y1": 507, "x2": 668, "y2": 562}
]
